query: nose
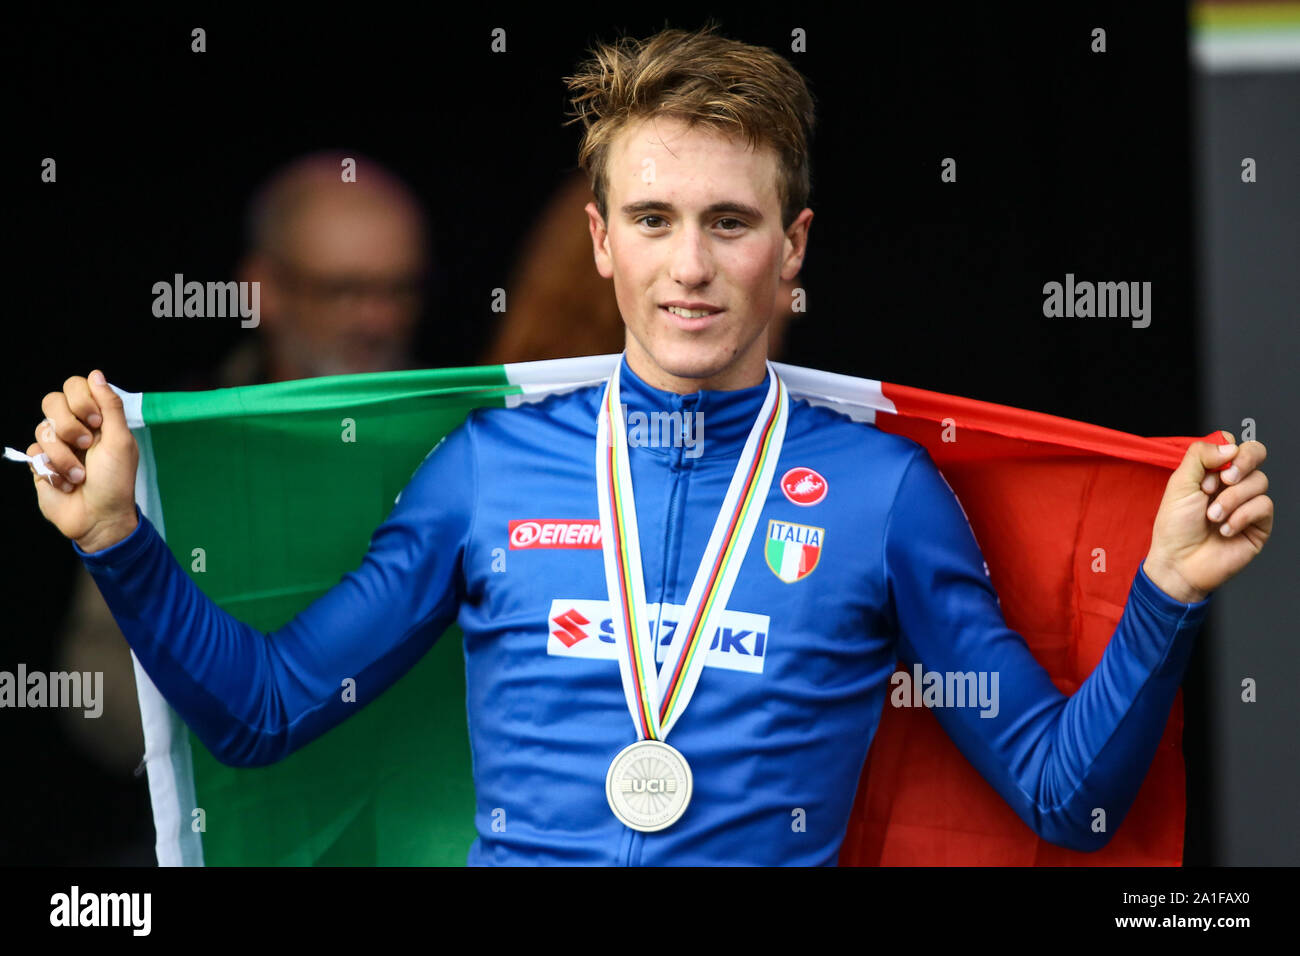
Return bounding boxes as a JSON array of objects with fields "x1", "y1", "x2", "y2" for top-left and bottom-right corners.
[
  {"x1": 354, "y1": 279, "x2": 420, "y2": 330},
  {"x1": 667, "y1": 223, "x2": 714, "y2": 288}
]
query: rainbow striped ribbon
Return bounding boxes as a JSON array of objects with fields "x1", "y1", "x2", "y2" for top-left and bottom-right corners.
[{"x1": 595, "y1": 358, "x2": 789, "y2": 742}]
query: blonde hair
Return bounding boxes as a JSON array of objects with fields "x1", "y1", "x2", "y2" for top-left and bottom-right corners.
[{"x1": 564, "y1": 24, "x2": 816, "y2": 230}]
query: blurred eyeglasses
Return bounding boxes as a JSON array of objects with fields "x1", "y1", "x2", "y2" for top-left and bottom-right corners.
[{"x1": 270, "y1": 257, "x2": 426, "y2": 307}]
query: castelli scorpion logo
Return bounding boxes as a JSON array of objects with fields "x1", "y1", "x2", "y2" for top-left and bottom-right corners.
[{"x1": 780, "y1": 467, "x2": 827, "y2": 506}]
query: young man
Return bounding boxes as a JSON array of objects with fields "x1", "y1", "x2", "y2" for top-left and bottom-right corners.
[{"x1": 26, "y1": 27, "x2": 1272, "y2": 865}]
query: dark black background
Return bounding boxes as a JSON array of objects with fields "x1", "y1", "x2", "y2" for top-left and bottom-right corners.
[{"x1": 3, "y1": 2, "x2": 1213, "y2": 865}]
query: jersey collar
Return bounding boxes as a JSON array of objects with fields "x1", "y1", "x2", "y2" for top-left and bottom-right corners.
[{"x1": 614, "y1": 352, "x2": 773, "y2": 460}]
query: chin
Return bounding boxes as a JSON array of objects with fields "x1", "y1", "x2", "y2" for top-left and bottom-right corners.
[{"x1": 645, "y1": 338, "x2": 735, "y2": 383}]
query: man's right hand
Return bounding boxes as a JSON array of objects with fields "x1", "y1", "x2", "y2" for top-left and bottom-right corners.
[{"x1": 28, "y1": 370, "x2": 139, "y2": 553}]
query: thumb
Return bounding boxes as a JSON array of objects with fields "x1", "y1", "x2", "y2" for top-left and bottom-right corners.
[
  {"x1": 87, "y1": 370, "x2": 131, "y2": 447},
  {"x1": 1175, "y1": 431, "x2": 1236, "y2": 492}
]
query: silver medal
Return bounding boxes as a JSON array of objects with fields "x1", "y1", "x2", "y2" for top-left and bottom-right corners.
[{"x1": 605, "y1": 739, "x2": 693, "y2": 832}]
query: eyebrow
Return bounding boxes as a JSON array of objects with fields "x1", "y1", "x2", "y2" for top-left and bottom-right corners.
[{"x1": 620, "y1": 200, "x2": 765, "y2": 222}]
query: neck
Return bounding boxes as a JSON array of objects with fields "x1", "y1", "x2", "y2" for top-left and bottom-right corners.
[{"x1": 624, "y1": 334, "x2": 769, "y2": 394}]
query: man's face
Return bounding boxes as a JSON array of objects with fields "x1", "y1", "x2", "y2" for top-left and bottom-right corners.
[
  {"x1": 256, "y1": 191, "x2": 427, "y2": 378},
  {"x1": 586, "y1": 116, "x2": 812, "y2": 391}
]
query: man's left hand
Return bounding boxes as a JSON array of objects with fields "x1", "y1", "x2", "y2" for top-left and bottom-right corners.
[{"x1": 1142, "y1": 432, "x2": 1273, "y2": 604}]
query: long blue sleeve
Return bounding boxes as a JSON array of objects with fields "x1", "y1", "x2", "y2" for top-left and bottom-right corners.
[
  {"x1": 74, "y1": 423, "x2": 476, "y2": 768},
  {"x1": 883, "y1": 446, "x2": 1211, "y2": 852}
]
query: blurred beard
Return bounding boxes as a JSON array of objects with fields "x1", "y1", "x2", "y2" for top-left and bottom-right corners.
[{"x1": 278, "y1": 327, "x2": 414, "y2": 378}]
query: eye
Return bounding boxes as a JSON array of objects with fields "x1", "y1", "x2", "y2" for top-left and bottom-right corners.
[
  {"x1": 716, "y1": 217, "x2": 746, "y2": 232},
  {"x1": 637, "y1": 215, "x2": 668, "y2": 229}
]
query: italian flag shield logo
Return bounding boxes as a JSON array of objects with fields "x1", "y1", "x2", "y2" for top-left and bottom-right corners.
[{"x1": 764, "y1": 519, "x2": 824, "y2": 583}]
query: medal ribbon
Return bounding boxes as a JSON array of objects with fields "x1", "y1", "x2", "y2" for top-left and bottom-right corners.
[{"x1": 596, "y1": 358, "x2": 788, "y2": 741}]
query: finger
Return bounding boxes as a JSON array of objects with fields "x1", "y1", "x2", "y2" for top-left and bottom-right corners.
[
  {"x1": 25, "y1": 442, "x2": 58, "y2": 487},
  {"x1": 63, "y1": 375, "x2": 103, "y2": 432},
  {"x1": 34, "y1": 419, "x2": 85, "y2": 489},
  {"x1": 41, "y1": 390, "x2": 94, "y2": 452},
  {"x1": 1219, "y1": 494, "x2": 1273, "y2": 539},
  {"x1": 1201, "y1": 471, "x2": 1220, "y2": 495},
  {"x1": 86, "y1": 370, "x2": 130, "y2": 448},
  {"x1": 1175, "y1": 436, "x2": 1238, "y2": 491},
  {"x1": 1207, "y1": 469, "x2": 1268, "y2": 523},
  {"x1": 1207, "y1": 430, "x2": 1236, "y2": 472},
  {"x1": 1220, "y1": 439, "x2": 1267, "y2": 486}
]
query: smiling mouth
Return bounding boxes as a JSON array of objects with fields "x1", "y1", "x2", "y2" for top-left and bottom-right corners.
[
  {"x1": 660, "y1": 304, "x2": 725, "y2": 330},
  {"x1": 663, "y1": 305, "x2": 721, "y2": 319}
]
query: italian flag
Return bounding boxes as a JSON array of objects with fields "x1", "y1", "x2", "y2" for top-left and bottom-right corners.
[{"x1": 114, "y1": 354, "x2": 1211, "y2": 866}]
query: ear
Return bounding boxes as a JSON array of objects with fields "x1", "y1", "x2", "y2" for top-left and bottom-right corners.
[
  {"x1": 780, "y1": 208, "x2": 814, "y2": 281},
  {"x1": 586, "y1": 201, "x2": 614, "y2": 279}
]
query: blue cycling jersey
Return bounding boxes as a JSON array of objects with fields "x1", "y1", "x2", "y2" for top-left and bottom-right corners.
[{"x1": 76, "y1": 353, "x2": 1211, "y2": 865}]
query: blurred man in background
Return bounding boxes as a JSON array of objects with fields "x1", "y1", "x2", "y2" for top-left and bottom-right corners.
[
  {"x1": 222, "y1": 151, "x2": 430, "y2": 385},
  {"x1": 56, "y1": 152, "x2": 432, "y2": 799}
]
